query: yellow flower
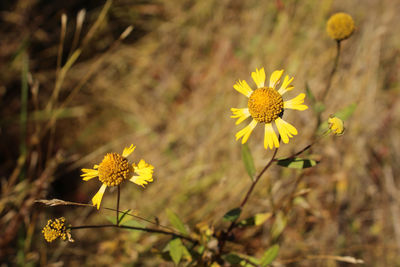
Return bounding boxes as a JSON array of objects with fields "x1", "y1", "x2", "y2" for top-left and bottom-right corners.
[
  {"x1": 42, "y1": 217, "x2": 71, "y2": 243},
  {"x1": 231, "y1": 68, "x2": 307, "y2": 149},
  {"x1": 328, "y1": 116, "x2": 344, "y2": 135},
  {"x1": 81, "y1": 144, "x2": 154, "y2": 209},
  {"x1": 326, "y1": 12, "x2": 355, "y2": 41}
]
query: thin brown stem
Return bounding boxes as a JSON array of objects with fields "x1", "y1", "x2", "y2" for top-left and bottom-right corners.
[
  {"x1": 218, "y1": 147, "x2": 279, "y2": 255},
  {"x1": 315, "y1": 40, "x2": 342, "y2": 133},
  {"x1": 321, "y1": 40, "x2": 341, "y2": 102},
  {"x1": 70, "y1": 224, "x2": 197, "y2": 243},
  {"x1": 116, "y1": 185, "x2": 120, "y2": 225}
]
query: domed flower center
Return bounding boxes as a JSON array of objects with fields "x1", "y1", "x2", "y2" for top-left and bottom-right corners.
[
  {"x1": 98, "y1": 153, "x2": 132, "y2": 186},
  {"x1": 248, "y1": 87, "x2": 283, "y2": 123}
]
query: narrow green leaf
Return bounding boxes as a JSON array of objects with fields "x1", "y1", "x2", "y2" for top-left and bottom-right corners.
[
  {"x1": 277, "y1": 158, "x2": 318, "y2": 169},
  {"x1": 166, "y1": 209, "x2": 188, "y2": 235},
  {"x1": 260, "y1": 244, "x2": 280, "y2": 266},
  {"x1": 334, "y1": 103, "x2": 357, "y2": 120},
  {"x1": 223, "y1": 208, "x2": 242, "y2": 222},
  {"x1": 223, "y1": 253, "x2": 243, "y2": 265},
  {"x1": 305, "y1": 83, "x2": 316, "y2": 103},
  {"x1": 241, "y1": 144, "x2": 256, "y2": 180},
  {"x1": 169, "y1": 238, "x2": 183, "y2": 265},
  {"x1": 271, "y1": 212, "x2": 287, "y2": 240}
]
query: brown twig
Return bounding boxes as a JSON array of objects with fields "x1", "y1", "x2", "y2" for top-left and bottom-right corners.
[{"x1": 69, "y1": 224, "x2": 197, "y2": 244}]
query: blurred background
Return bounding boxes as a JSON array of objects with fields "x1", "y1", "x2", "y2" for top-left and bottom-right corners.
[{"x1": 1, "y1": 0, "x2": 400, "y2": 266}]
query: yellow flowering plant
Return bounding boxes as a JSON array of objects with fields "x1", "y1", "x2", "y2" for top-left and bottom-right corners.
[{"x1": 37, "y1": 7, "x2": 358, "y2": 267}]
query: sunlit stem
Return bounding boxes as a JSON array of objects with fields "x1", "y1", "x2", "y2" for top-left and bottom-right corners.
[{"x1": 116, "y1": 185, "x2": 120, "y2": 226}]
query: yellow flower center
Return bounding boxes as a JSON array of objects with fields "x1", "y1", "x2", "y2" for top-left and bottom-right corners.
[
  {"x1": 98, "y1": 153, "x2": 132, "y2": 186},
  {"x1": 42, "y1": 217, "x2": 67, "y2": 242},
  {"x1": 326, "y1": 13, "x2": 355, "y2": 41},
  {"x1": 248, "y1": 87, "x2": 283, "y2": 123}
]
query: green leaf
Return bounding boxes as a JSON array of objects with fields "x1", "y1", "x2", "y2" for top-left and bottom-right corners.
[
  {"x1": 260, "y1": 244, "x2": 280, "y2": 266},
  {"x1": 166, "y1": 209, "x2": 188, "y2": 235},
  {"x1": 334, "y1": 103, "x2": 357, "y2": 120},
  {"x1": 238, "y1": 212, "x2": 272, "y2": 227},
  {"x1": 277, "y1": 158, "x2": 318, "y2": 169},
  {"x1": 223, "y1": 253, "x2": 243, "y2": 265},
  {"x1": 241, "y1": 144, "x2": 256, "y2": 180},
  {"x1": 223, "y1": 208, "x2": 242, "y2": 222},
  {"x1": 271, "y1": 212, "x2": 287, "y2": 240},
  {"x1": 305, "y1": 83, "x2": 316, "y2": 104},
  {"x1": 169, "y1": 238, "x2": 184, "y2": 265}
]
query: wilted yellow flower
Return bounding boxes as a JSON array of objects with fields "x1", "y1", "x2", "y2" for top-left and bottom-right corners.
[
  {"x1": 326, "y1": 12, "x2": 355, "y2": 41},
  {"x1": 81, "y1": 144, "x2": 154, "y2": 209},
  {"x1": 328, "y1": 116, "x2": 344, "y2": 135},
  {"x1": 231, "y1": 68, "x2": 308, "y2": 149},
  {"x1": 42, "y1": 217, "x2": 71, "y2": 243}
]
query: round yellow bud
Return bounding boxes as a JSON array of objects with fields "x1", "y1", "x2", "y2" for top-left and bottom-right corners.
[{"x1": 326, "y1": 12, "x2": 355, "y2": 41}]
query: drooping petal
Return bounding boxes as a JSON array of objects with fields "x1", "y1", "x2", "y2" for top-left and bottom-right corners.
[
  {"x1": 283, "y1": 93, "x2": 308, "y2": 111},
  {"x1": 130, "y1": 160, "x2": 154, "y2": 187},
  {"x1": 235, "y1": 119, "x2": 258, "y2": 144},
  {"x1": 122, "y1": 144, "x2": 136, "y2": 157},
  {"x1": 92, "y1": 184, "x2": 107, "y2": 209},
  {"x1": 81, "y1": 168, "x2": 99, "y2": 181},
  {"x1": 230, "y1": 108, "x2": 251, "y2": 125},
  {"x1": 251, "y1": 68, "x2": 266, "y2": 88},
  {"x1": 269, "y1": 69, "x2": 284, "y2": 88},
  {"x1": 275, "y1": 118, "x2": 298, "y2": 144},
  {"x1": 233, "y1": 80, "x2": 253, "y2": 97},
  {"x1": 278, "y1": 75, "x2": 294, "y2": 95},
  {"x1": 264, "y1": 123, "x2": 280, "y2": 149}
]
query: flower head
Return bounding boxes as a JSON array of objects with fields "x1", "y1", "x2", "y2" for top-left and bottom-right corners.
[
  {"x1": 231, "y1": 68, "x2": 308, "y2": 149},
  {"x1": 42, "y1": 217, "x2": 72, "y2": 243},
  {"x1": 326, "y1": 12, "x2": 355, "y2": 41},
  {"x1": 81, "y1": 144, "x2": 154, "y2": 209},
  {"x1": 328, "y1": 116, "x2": 344, "y2": 135}
]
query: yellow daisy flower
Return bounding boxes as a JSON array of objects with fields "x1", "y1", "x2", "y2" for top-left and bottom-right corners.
[
  {"x1": 231, "y1": 68, "x2": 308, "y2": 149},
  {"x1": 81, "y1": 144, "x2": 154, "y2": 209}
]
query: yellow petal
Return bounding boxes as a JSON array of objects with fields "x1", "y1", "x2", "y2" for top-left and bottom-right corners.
[
  {"x1": 130, "y1": 160, "x2": 154, "y2": 187},
  {"x1": 122, "y1": 144, "x2": 136, "y2": 158},
  {"x1": 92, "y1": 184, "x2": 107, "y2": 209},
  {"x1": 230, "y1": 108, "x2": 251, "y2": 125},
  {"x1": 235, "y1": 119, "x2": 258, "y2": 144},
  {"x1": 233, "y1": 80, "x2": 253, "y2": 97},
  {"x1": 275, "y1": 118, "x2": 298, "y2": 144},
  {"x1": 81, "y1": 168, "x2": 99, "y2": 181},
  {"x1": 278, "y1": 75, "x2": 294, "y2": 95},
  {"x1": 283, "y1": 93, "x2": 308, "y2": 111},
  {"x1": 251, "y1": 68, "x2": 266, "y2": 88},
  {"x1": 269, "y1": 69, "x2": 284, "y2": 88},
  {"x1": 264, "y1": 123, "x2": 280, "y2": 149}
]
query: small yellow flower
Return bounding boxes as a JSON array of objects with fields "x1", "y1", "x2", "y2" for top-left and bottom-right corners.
[
  {"x1": 42, "y1": 217, "x2": 72, "y2": 243},
  {"x1": 81, "y1": 144, "x2": 154, "y2": 209},
  {"x1": 326, "y1": 12, "x2": 355, "y2": 41},
  {"x1": 231, "y1": 68, "x2": 308, "y2": 149},
  {"x1": 328, "y1": 116, "x2": 344, "y2": 135}
]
